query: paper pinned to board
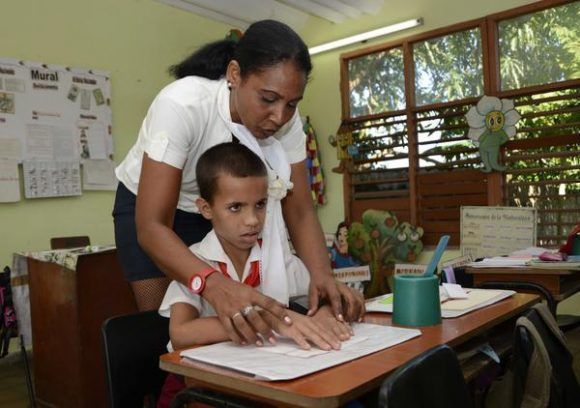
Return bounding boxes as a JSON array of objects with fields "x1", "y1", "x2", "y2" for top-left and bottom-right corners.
[
  {"x1": 82, "y1": 159, "x2": 117, "y2": 190},
  {"x1": 0, "y1": 159, "x2": 21, "y2": 202},
  {"x1": 180, "y1": 323, "x2": 421, "y2": 381}
]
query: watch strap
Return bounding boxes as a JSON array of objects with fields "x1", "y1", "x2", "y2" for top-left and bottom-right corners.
[{"x1": 188, "y1": 267, "x2": 219, "y2": 294}]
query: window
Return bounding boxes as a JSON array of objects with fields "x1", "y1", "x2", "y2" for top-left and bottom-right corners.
[
  {"x1": 498, "y1": 2, "x2": 580, "y2": 90},
  {"x1": 347, "y1": 47, "x2": 405, "y2": 118},
  {"x1": 340, "y1": 0, "x2": 579, "y2": 247},
  {"x1": 414, "y1": 28, "x2": 484, "y2": 106},
  {"x1": 503, "y1": 88, "x2": 580, "y2": 246},
  {"x1": 349, "y1": 114, "x2": 409, "y2": 198},
  {"x1": 416, "y1": 104, "x2": 479, "y2": 170}
]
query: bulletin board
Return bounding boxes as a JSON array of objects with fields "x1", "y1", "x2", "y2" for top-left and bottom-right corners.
[
  {"x1": 460, "y1": 206, "x2": 537, "y2": 259},
  {"x1": 0, "y1": 57, "x2": 116, "y2": 201}
]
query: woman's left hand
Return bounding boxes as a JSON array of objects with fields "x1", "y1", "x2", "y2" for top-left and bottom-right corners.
[{"x1": 307, "y1": 275, "x2": 365, "y2": 323}]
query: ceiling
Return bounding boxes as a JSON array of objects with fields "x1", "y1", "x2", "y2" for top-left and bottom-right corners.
[{"x1": 154, "y1": 0, "x2": 386, "y2": 30}]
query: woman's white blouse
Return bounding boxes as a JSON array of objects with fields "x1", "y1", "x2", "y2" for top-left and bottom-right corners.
[{"x1": 115, "y1": 76, "x2": 306, "y2": 213}]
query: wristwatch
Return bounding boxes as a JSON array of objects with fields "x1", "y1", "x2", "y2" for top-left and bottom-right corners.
[{"x1": 188, "y1": 267, "x2": 219, "y2": 295}]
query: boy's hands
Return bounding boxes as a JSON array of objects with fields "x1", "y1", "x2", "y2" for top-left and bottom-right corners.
[
  {"x1": 310, "y1": 305, "x2": 354, "y2": 342},
  {"x1": 262, "y1": 308, "x2": 352, "y2": 351}
]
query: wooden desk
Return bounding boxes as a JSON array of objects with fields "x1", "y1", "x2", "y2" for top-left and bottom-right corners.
[
  {"x1": 465, "y1": 266, "x2": 580, "y2": 302},
  {"x1": 160, "y1": 293, "x2": 538, "y2": 408},
  {"x1": 27, "y1": 248, "x2": 137, "y2": 408}
]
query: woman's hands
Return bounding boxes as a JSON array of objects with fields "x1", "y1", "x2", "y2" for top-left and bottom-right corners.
[
  {"x1": 201, "y1": 274, "x2": 361, "y2": 350},
  {"x1": 202, "y1": 273, "x2": 292, "y2": 345},
  {"x1": 308, "y1": 275, "x2": 366, "y2": 323},
  {"x1": 202, "y1": 273, "x2": 360, "y2": 350},
  {"x1": 282, "y1": 161, "x2": 365, "y2": 324}
]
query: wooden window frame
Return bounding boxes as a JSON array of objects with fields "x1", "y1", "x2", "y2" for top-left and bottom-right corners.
[{"x1": 339, "y1": 0, "x2": 580, "y2": 246}]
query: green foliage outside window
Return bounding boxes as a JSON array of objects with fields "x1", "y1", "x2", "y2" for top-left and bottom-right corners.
[
  {"x1": 348, "y1": 48, "x2": 405, "y2": 118},
  {"x1": 414, "y1": 28, "x2": 483, "y2": 106},
  {"x1": 499, "y1": 2, "x2": 580, "y2": 90}
]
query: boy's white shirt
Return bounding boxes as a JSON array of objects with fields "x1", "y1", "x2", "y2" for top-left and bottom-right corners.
[{"x1": 159, "y1": 229, "x2": 310, "y2": 336}]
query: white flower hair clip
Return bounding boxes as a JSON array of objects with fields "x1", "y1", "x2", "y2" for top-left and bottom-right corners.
[{"x1": 267, "y1": 170, "x2": 293, "y2": 200}]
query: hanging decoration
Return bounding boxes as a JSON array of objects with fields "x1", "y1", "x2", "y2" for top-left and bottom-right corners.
[
  {"x1": 303, "y1": 117, "x2": 326, "y2": 206},
  {"x1": 465, "y1": 95, "x2": 520, "y2": 173},
  {"x1": 329, "y1": 123, "x2": 357, "y2": 174}
]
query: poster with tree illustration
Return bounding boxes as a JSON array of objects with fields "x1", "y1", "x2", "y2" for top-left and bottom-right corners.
[{"x1": 346, "y1": 210, "x2": 424, "y2": 297}]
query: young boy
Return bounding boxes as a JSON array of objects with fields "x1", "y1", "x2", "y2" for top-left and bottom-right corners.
[{"x1": 159, "y1": 142, "x2": 352, "y2": 353}]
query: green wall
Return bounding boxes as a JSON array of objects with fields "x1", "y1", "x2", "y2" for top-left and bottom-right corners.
[{"x1": 0, "y1": 0, "x2": 229, "y2": 268}]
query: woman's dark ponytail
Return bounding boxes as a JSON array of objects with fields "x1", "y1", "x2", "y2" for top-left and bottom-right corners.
[
  {"x1": 170, "y1": 20, "x2": 312, "y2": 80},
  {"x1": 169, "y1": 39, "x2": 236, "y2": 79}
]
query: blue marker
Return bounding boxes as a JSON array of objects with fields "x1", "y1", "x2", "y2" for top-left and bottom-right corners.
[{"x1": 424, "y1": 235, "x2": 450, "y2": 277}]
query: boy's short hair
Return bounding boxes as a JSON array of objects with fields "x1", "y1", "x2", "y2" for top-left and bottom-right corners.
[{"x1": 196, "y1": 142, "x2": 268, "y2": 202}]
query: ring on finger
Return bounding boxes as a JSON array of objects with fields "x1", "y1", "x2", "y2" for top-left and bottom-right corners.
[
  {"x1": 231, "y1": 312, "x2": 242, "y2": 319},
  {"x1": 242, "y1": 305, "x2": 254, "y2": 317}
]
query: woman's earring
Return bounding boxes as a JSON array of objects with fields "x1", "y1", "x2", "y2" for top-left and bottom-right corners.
[{"x1": 227, "y1": 81, "x2": 232, "y2": 90}]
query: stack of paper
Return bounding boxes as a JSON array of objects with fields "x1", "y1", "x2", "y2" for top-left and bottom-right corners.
[
  {"x1": 467, "y1": 257, "x2": 530, "y2": 268},
  {"x1": 527, "y1": 258, "x2": 580, "y2": 270},
  {"x1": 510, "y1": 247, "x2": 549, "y2": 257},
  {"x1": 180, "y1": 323, "x2": 421, "y2": 381}
]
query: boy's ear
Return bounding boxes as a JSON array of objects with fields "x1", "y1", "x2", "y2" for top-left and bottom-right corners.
[{"x1": 196, "y1": 197, "x2": 213, "y2": 220}]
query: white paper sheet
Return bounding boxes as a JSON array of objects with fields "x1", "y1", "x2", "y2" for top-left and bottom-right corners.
[
  {"x1": 0, "y1": 159, "x2": 21, "y2": 202},
  {"x1": 180, "y1": 323, "x2": 421, "y2": 381},
  {"x1": 25, "y1": 124, "x2": 53, "y2": 160},
  {"x1": 23, "y1": 160, "x2": 81, "y2": 198},
  {"x1": 86, "y1": 122, "x2": 108, "y2": 159},
  {"x1": 82, "y1": 159, "x2": 117, "y2": 190},
  {"x1": 0, "y1": 137, "x2": 21, "y2": 160},
  {"x1": 258, "y1": 334, "x2": 369, "y2": 359},
  {"x1": 25, "y1": 124, "x2": 77, "y2": 160},
  {"x1": 460, "y1": 206, "x2": 536, "y2": 258},
  {"x1": 467, "y1": 257, "x2": 530, "y2": 268}
]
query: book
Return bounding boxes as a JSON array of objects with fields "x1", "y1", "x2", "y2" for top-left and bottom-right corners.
[
  {"x1": 366, "y1": 288, "x2": 515, "y2": 318},
  {"x1": 526, "y1": 258, "x2": 580, "y2": 270}
]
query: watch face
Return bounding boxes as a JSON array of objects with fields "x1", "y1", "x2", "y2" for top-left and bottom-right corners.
[{"x1": 191, "y1": 276, "x2": 203, "y2": 292}]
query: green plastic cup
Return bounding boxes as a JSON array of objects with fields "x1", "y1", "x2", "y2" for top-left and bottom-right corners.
[{"x1": 392, "y1": 274, "x2": 441, "y2": 326}]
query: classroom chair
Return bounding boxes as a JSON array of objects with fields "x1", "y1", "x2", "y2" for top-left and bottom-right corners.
[
  {"x1": 169, "y1": 387, "x2": 256, "y2": 408},
  {"x1": 476, "y1": 280, "x2": 580, "y2": 332},
  {"x1": 378, "y1": 344, "x2": 473, "y2": 408},
  {"x1": 512, "y1": 303, "x2": 580, "y2": 408},
  {"x1": 101, "y1": 311, "x2": 169, "y2": 408},
  {"x1": 50, "y1": 235, "x2": 90, "y2": 249}
]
